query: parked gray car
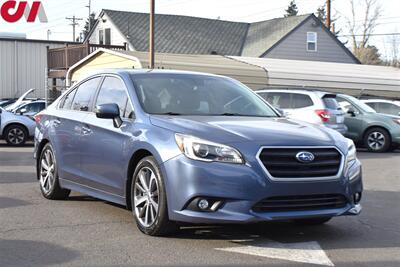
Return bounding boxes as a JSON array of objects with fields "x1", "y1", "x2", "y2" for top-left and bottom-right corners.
[{"x1": 0, "y1": 100, "x2": 46, "y2": 146}]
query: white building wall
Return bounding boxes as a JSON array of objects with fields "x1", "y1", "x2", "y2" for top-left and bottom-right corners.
[
  {"x1": 88, "y1": 13, "x2": 133, "y2": 50},
  {"x1": 0, "y1": 39, "x2": 65, "y2": 99}
]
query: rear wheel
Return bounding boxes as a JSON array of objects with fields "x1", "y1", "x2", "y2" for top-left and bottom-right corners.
[
  {"x1": 131, "y1": 156, "x2": 177, "y2": 236},
  {"x1": 293, "y1": 217, "x2": 332, "y2": 225},
  {"x1": 39, "y1": 143, "x2": 70, "y2": 200},
  {"x1": 364, "y1": 127, "x2": 391, "y2": 153},
  {"x1": 4, "y1": 124, "x2": 27, "y2": 146}
]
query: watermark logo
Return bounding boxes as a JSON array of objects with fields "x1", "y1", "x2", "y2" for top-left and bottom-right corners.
[{"x1": 0, "y1": 1, "x2": 47, "y2": 23}]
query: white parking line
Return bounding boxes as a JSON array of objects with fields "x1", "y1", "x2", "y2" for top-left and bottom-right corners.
[
  {"x1": 216, "y1": 240, "x2": 334, "y2": 266},
  {"x1": 0, "y1": 166, "x2": 35, "y2": 173}
]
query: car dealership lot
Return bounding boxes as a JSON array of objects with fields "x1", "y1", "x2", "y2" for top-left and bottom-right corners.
[{"x1": 0, "y1": 142, "x2": 399, "y2": 267}]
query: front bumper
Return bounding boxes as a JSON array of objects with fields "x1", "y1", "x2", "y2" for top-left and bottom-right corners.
[{"x1": 161, "y1": 155, "x2": 363, "y2": 224}]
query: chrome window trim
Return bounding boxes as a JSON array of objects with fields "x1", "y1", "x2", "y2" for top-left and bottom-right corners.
[{"x1": 256, "y1": 146, "x2": 345, "y2": 182}]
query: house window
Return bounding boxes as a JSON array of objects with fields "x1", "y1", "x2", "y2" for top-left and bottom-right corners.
[
  {"x1": 307, "y1": 32, "x2": 317, "y2": 51},
  {"x1": 105, "y1": 28, "x2": 111, "y2": 45},
  {"x1": 99, "y1": 29, "x2": 104, "y2": 45}
]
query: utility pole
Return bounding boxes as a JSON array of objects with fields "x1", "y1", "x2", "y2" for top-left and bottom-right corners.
[
  {"x1": 149, "y1": 0, "x2": 155, "y2": 69},
  {"x1": 47, "y1": 29, "x2": 51, "y2": 40},
  {"x1": 66, "y1": 15, "x2": 83, "y2": 41},
  {"x1": 86, "y1": 0, "x2": 92, "y2": 32},
  {"x1": 326, "y1": 0, "x2": 331, "y2": 31}
]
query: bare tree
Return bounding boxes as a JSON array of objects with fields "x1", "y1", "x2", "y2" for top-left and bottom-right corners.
[{"x1": 345, "y1": 0, "x2": 382, "y2": 63}]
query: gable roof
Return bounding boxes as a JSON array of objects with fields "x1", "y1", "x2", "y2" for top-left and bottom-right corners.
[
  {"x1": 103, "y1": 9, "x2": 248, "y2": 56},
  {"x1": 87, "y1": 10, "x2": 358, "y2": 63},
  {"x1": 241, "y1": 14, "x2": 310, "y2": 57}
]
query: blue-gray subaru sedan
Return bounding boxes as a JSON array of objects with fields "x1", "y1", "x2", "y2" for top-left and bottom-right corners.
[{"x1": 34, "y1": 69, "x2": 363, "y2": 236}]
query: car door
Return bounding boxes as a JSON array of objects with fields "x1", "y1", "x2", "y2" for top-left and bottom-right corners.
[
  {"x1": 51, "y1": 77, "x2": 102, "y2": 182},
  {"x1": 336, "y1": 96, "x2": 365, "y2": 141},
  {"x1": 79, "y1": 75, "x2": 135, "y2": 196}
]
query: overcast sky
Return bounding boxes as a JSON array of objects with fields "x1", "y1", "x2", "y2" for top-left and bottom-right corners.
[{"x1": 3, "y1": 0, "x2": 399, "y2": 60}]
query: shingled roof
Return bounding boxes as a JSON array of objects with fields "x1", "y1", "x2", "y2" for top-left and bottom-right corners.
[
  {"x1": 90, "y1": 10, "x2": 316, "y2": 57},
  {"x1": 103, "y1": 9, "x2": 249, "y2": 56}
]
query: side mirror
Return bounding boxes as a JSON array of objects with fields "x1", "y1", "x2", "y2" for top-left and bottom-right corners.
[
  {"x1": 19, "y1": 108, "x2": 28, "y2": 115},
  {"x1": 347, "y1": 109, "x2": 357, "y2": 117},
  {"x1": 275, "y1": 108, "x2": 285, "y2": 117},
  {"x1": 95, "y1": 103, "x2": 122, "y2": 128}
]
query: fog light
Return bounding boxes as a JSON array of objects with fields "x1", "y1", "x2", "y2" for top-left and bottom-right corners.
[
  {"x1": 198, "y1": 199, "x2": 209, "y2": 210},
  {"x1": 353, "y1": 192, "x2": 362, "y2": 204}
]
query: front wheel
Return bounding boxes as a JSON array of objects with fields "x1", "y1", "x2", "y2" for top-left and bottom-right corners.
[
  {"x1": 364, "y1": 127, "x2": 391, "y2": 153},
  {"x1": 38, "y1": 143, "x2": 70, "y2": 200},
  {"x1": 131, "y1": 156, "x2": 177, "y2": 236}
]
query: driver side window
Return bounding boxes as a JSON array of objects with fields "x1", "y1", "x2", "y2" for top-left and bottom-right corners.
[{"x1": 336, "y1": 97, "x2": 358, "y2": 115}]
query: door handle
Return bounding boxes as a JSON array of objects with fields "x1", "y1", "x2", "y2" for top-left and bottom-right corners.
[{"x1": 82, "y1": 125, "x2": 92, "y2": 135}]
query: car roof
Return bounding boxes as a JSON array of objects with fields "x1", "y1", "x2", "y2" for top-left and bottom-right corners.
[
  {"x1": 256, "y1": 88, "x2": 335, "y2": 97},
  {"x1": 362, "y1": 99, "x2": 400, "y2": 104},
  {"x1": 83, "y1": 68, "x2": 224, "y2": 78}
]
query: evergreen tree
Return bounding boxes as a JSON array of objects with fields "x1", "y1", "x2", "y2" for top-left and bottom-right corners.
[
  {"x1": 82, "y1": 12, "x2": 96, "y2": 41},
  {"x1": 316, "y1": 6, "x2": 326, "y2": 22},
  {"x1": 284, "y1": 0, "x2": 298, "y2": 17}
]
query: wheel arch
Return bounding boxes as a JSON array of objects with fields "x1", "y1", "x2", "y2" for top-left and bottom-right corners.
[
  {"x1": 362, "y1": 125, "x2": 391, "y2": 142},
  {"x1": 36, "y1": 139, "x2": 50, "y2": 180},
  {"x1": 125, "y1": 149, "x2": 154, "y2": 210},
  {"x1": 2, "y1": 122, "x2": 29, "y2": 137}
]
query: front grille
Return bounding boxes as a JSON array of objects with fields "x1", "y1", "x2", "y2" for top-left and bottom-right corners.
[
  {"x1": 253, "y1": 194, "x2": 347, "y2": 212},
  {"x1": 258, "y1": 147, "x2": 342, "y2": 179}
]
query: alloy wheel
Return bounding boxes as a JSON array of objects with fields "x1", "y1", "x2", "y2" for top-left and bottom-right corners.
[
  {"x1": 7, "y1": 128, "x2": 25, "y2": 145},
  {"x1": 40, "y1": 148, "x2": 56, "y2": 194},
  {"x1": 367, "y1": 132, "x2": 385, "y2": 150},
  {"x1": 134, "y1": 167, "x2": 160, "y2": 227}
]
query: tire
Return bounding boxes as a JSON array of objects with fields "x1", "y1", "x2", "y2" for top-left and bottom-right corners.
[
  {"x1": 131, "y1": 156, "x2": 177, "y2": 236},
  {"x1": 4, "y1": 124, "x2": 28, "y2": 146},
  {"x1": 38, "y1": 143, "x2": 70, "y2": 200},
  {"x1": 293, "y1": 217, "x2": 332, "y2": 225},
  {"x1": 363, "y1": 127, "x2": 391, "y2": 153}
]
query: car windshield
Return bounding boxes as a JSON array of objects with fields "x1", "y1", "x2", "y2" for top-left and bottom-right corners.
[
  {"x1": 345, "y1": 95, "x2": 376, "y2": 113},
  {"x1": 131, "y1": 73, "x2": 278, "y2": 117}
]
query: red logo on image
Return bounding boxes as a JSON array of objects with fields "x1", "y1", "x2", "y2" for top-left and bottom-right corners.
[{"x1": 1, "y1": 0, "x2": 47, "y2": 23}]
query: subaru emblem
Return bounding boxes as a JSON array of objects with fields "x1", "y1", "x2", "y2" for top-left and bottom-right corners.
[{"x1": 296, "y1": 151, "x2": 315, "y2": 163}]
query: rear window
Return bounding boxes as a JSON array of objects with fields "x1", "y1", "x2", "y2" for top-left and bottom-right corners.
[
  {"x1": 322, "y1": 97, "x2": 340, "y2": 110},
  {"x1": 265, "y1": 93, "x2": 291, "y2": 109},
  {"x1": 292, "y1": 94, "x2": 313, "y2": 108}
]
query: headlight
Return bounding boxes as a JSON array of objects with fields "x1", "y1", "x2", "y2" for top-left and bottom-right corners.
[
  {"x1": 346, "y1": 139, "x2": 357, "y2": 165},
  {"x1": 175, "y1": 133, "x2": 244, "y2": 164},
  {"x1": 345, "y1": 138, "x2": 359, "y2": 180}
]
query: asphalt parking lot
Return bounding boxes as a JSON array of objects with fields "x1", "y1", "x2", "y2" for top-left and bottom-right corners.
[{"x1": 0, "y1": 141, "x2": 399, "y2": 267}]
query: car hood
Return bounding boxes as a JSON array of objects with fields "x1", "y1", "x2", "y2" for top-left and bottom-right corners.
[{"x1": 150, "y1": 115, "x2": 346, "y2": 147}]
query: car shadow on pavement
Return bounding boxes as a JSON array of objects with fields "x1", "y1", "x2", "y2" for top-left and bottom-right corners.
[
  {"x1": 0, "y1": 239, "x2": 79, "y2": 267},
  {"x1": 166, "y1": 189, "x2": 400, "y2": 251}
]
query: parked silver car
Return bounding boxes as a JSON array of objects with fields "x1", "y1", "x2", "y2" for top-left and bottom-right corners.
[
  {"x1": 257, "y1": 89, "x2": 347, "y2": 134},
  {"x1": 0, "y1": 100, "x2": 46, "y2": 146}
]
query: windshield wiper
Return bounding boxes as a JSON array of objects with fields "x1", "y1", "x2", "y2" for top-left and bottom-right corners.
[
  {"x1": 218, "y1": 112, "x2": 242, "y2": 116},
  {"x1": 217, "y1": 113, "x2": 276, "y2": 117},
  {"x1": 157, "y1": 112, "x2": 182, "y2": 116}
]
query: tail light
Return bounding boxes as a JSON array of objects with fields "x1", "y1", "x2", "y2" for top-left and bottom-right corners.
[
  {"x1": 315, "y1": 109, "x2": 330, "y2": 122},
  {"x1": 34, "y1": 114, "x2": 43, "y2": 124}
]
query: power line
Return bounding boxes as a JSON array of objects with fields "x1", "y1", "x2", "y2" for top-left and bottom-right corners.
[{"x1": 339, "y1": 33, "x2": 400, "y2": 37}]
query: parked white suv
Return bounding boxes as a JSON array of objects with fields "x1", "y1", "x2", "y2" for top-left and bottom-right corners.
[
  {"x1": 361, "y1": 99, "x2": 400, "y2": 116},
  {"x1": 257, "y1": 89, "x2": 347, "y2": 134}
]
